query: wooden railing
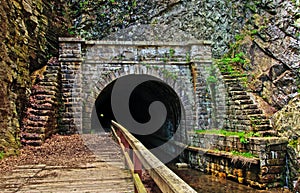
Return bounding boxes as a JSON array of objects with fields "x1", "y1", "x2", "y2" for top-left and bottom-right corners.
[{"x1": 111, "y1": 121, "x2": 197, "y2": 193}]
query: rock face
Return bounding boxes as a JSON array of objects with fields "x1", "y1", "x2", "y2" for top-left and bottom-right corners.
[
  {"x1": 272, "y1": 95, "x2": 300, "y2": 188},
  {"x1": 273, "y1": 95, "x2": 300, "y2": 138},
  {"x1": 0, "y1": 0, "x2": 69, "y2": 154},
  {"x1": 70, "y1": 0, "x2": 299, "y2": 111}
]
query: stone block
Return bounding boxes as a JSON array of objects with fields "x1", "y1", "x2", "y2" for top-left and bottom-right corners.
[{"x1": 266, "y1": 158, "x2": 285, "y2": 166}]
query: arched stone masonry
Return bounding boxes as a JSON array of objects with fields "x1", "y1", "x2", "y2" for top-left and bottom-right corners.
[
  {"x1": 83, "y1": 65, "x2": 195, "y2": 142},
  {"x1": 59, "y1": 38, "x2": 214, "y2": 145}
]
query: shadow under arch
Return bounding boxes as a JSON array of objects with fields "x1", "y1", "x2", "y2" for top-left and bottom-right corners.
[{"x1": 93, "y1": 75, "x2": 182, "y2": 148}]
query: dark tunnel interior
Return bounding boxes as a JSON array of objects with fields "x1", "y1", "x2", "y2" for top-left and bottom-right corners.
[{"x1": 93, "y1": 75, "x2": 182, "y2": 150}]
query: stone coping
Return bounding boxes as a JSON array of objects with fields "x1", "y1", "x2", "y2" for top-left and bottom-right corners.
[
  {"x1": 194, "y1": 132, "x2": 288, "y2": 145},
  {"x1": 59, "y1": 37, "x2": 212, "y2": 45}
]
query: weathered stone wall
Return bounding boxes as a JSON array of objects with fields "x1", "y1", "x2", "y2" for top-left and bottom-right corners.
[
  {"x1": 58, "y1": 38, "x2": 213, "y2": 143},
  {"x1": 0, "y1": 0, "x2": 69, "y2": 154},
  {"x1": 188, "y1": 133, "x2": 288, "y2": 188}
]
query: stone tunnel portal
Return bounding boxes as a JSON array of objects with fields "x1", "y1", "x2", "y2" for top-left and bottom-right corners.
[{"x1": 93, "y1": 75, "x2": 182, "y2": 150}]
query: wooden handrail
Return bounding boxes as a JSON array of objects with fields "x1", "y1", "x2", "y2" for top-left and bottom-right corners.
[
  {"x1": 111, "y1": 125, "x2": 147, "y2": 193},
  {"x1": 111, "y1": 121, "x2": 197, "y2": 193}
]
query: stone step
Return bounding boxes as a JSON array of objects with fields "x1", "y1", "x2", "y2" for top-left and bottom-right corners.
[
  {"x1": 233, "y1": 124, "x2": 252, "y2": 131},
  {"x1": 230, "y1": 104, "x2": 258, "y2": 110},
  {"x1": 22, "y1": 126, "x2": 46, "y2": 134},
  {"x1": 222, "y1": 74, "x2": 248, "y2": 79},
  {"x1": 223, "y1": 78, "x2": 239, "y2": 83},
  {"x1": 253, "y1": 125, "x2": 273, "y2": 131},
  {"x1": 29, "y1": 98, "x2": 57, "y2": 105},
  {"x1": 231, "y1": 95, "x2": 251, "y2": 100},
  {"x1": 21, "y1": 132, "x2": 44, "y2": 140},
  {"x1": 22, "y1": 139, "x2": 43, "y2": 146},
  {"x1": 234, "y1": 100, "x2": 253, "y2": 105},
  {"x1": 28, "y1": 109, "x2": 55, "y2": 116},
  {"x1": 38, "y1": 81, "x2": 59, "y2": 87},
  {"x1": 243, "y1": 109, "x2": 263, "y2": 115},
  {"x1": 250, "y1": 119, "x2": 270, "y2": 125},
  {"x1": 31, "y1": 94, "x2": 56, "y2": 101},
  {"x1": 31, "y1": 88, "x2": 57, "y2": 96},
  {"x1": 30, "y1": 103, "x2": 56, "y2": 110},
  {"x1": 228, "y1": 86, "x2": 244, "y2": 91},
  {"x1": 225, "y1": 82, "x2": 244, "y2": 87},
  {"x1": 240, "y1": 104, "x2": 259, "y2": 110},
  {"x1": 248, "y1": 114, "x2": 267, "y2": 119},
  {"x1": 28, "y1": 115, "x2": 49, "y2": 122},
  {"x1": 24, "y1": 120, "x2": 48, "y2": 127},
  {"x1": 257, "y1": 130, "x2": 278, "y2": 137},
  {"x1": 230, "y1": 91, "x2": 247, "y2": 96},
  {"x1": 223, "y1": 78, "x2": 247, "y2": 84},
  {"x1": 228, "y1": 115, "x2": 249, "y2": 120},
  {"x1": 231, "y1": 120, "x2": 252, "y2": 126}
]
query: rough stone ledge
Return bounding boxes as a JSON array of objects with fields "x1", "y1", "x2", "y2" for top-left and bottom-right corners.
[
  {"x1": 58, "y1": 37, "x2": 86, "y2": 43},
  {"x1": 58, "y1": 58, "x2": 84, "y2": 62},
  {"x1": 84, "y1": 60, "x2": 197, "y2": 65},
  {"x1": 187, "y1": 146, "x2": 260, "y2": 165}
]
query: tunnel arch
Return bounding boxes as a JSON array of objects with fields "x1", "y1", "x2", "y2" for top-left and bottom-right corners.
[
  {"x1": 94, "y1": 76, "x2": 183, "y2": 148},
  {"x1": 82, "y1": 64, "x2": 196, "y2": 145}
]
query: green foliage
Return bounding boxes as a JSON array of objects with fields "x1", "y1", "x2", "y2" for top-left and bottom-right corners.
[
  {"x1": 235, "y1": 34, "x2": 245, "y2": 41},
  {"x1": 0, "y1": 151, "x2": 4, "y2": 160},
  {"x1": 288, "y1": 139, "x2": 298, "y2": 148},
  {"x1": 79, "y1": 0, "x2": 89, "y2": 8},
  {"x1": 238, "y1": 132, "x2": 249, "y2": 144},
  {"x1": 207, "y1": 75, "x2": 218, "y2": 84},
  {"x1": 161, "y1": 57, "x2": 168, "y2": 63},
  {"x1": 161, "y1": 69, "x2": 178, "y2": 80},
  {"x1": 132, "y1": 0, "x2": 137, "y2": 8},
  {"x1": 296, "y1": 32, "x2": 300, "y2": 40},
  {"x1": 195, "y1": 129, "x2": 260, "y2": 144},
  {"x1": 185, "y1": 52, "x2": 191, "y2": 63},
  {"x1": 216, "y1": 51, "x2": 249, "y2": 87},
  {"x1": 169, "y1": 48, "x2": 175, "y2": 58},
  {"x1": 68, "y1": 27, "x2": 75, "y2": 36},
  {"x1": 231, "y1": 150, "x2": 257, "y2": 158},
  {"x1": 153, "y1": 66, "x2": 159, "y2": 70},
  {"x1": 206, "y1": 64, "x2": 218, "y2": 84},
  {"x1": 250, "y1": 29, "x2": 259, "y2": 35}
]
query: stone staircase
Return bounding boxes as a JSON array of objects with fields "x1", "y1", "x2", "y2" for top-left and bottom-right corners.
[
  {"x1": 221, "y1": 72, "x2": 276, "y2": 135},
  {"x1": 21, "y1": 58, "x2": 60, "y2": 146}
]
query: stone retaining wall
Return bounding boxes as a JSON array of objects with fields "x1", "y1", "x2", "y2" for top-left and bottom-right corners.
[{"x1": 188, "y1": 133, "x2": 288, "y2": 188}]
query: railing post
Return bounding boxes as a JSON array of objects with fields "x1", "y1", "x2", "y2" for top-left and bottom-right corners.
[{"x1": 133, "y1": 151, "x2": 143, "y2": 179}]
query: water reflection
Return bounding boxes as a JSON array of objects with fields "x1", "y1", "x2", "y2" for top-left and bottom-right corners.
[{"x1": 168, "y1": 164, "x2": 291, "y2": 193}]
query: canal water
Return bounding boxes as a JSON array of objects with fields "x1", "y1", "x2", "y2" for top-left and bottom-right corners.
[{"x1": 167, "y1": 164, "x2": 291, "y2": 193}]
